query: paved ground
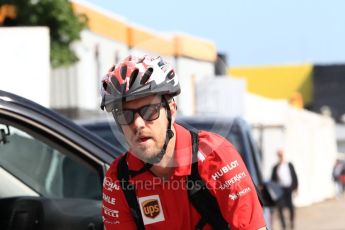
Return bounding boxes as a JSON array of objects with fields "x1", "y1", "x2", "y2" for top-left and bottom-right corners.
[{"x1": 270, "y1": 196, "x2": 345, "y2": 230}]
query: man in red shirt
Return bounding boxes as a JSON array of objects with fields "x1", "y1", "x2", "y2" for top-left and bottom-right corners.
[{"x1": 100, "y1": 54, "x2": 266, "y2": 230}]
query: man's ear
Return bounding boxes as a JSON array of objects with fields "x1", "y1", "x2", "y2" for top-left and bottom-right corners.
[{"x1": 169, "y1": 100, "x2": 177, "y2": 124}]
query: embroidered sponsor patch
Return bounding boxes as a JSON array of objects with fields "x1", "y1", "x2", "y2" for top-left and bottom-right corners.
[
  {"x1": 102, "y1": 216, "x2": 120, "y2": 225},
  {"x1": 219, "y1": 171, "x2": 246, "y2": 190},
  {"x1": 103, "y1": 205, "x2": 119, "y2": 218},
  {"x1": 229, "y1": 187, "x2": 251, "y2": 200},
  {"x1": 211, "y1": 160, "x2": 240, "y2": 180},
  {"x1": 138, "y1": 195, "x2": 165, "y2": 225},
  {"x1": 103, "y1": 193, "x2": 116, "y2": 205},
  {"x1": 103, "y1": 177, "x2": 120, "y2": 191}
]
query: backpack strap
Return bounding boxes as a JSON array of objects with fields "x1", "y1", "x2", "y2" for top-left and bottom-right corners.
[
  {"x1": 117, "y1": 153, "x2": 145, "y2": 230},
  {"x1": 187, "y1": 130, "x2": 230, "y2": 230}
]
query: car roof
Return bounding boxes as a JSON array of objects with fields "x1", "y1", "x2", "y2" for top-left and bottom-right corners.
[{"x1": 0, "y1": 90, "x2": 122, "y2": 160}]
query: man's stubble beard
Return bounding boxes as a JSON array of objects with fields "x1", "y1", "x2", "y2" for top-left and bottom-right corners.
[{"x1": 132, "y1": 143, "x2": 162, "y2": 163}]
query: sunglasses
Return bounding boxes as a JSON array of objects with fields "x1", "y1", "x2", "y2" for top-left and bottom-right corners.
[{"x1": 112, "y1": 102, "x2": 165, "y2": 125}]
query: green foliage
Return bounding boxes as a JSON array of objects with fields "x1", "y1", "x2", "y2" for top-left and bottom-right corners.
[{"x1": 1, "y1": 0, "x2": 88, "y2": 68}]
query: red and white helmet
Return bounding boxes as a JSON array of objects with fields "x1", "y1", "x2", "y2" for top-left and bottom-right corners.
[{"x1": 101, "y1": 55, "x2": 180, "y2": 112}]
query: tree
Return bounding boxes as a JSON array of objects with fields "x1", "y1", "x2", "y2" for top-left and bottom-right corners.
[{"x1": 0, "y1": 0, "x2": 87, "y2": 68}]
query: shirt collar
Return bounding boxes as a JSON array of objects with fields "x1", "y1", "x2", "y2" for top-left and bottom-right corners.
[{"x1": 126, "y1": 123, "x2": 192, "y2": 176}]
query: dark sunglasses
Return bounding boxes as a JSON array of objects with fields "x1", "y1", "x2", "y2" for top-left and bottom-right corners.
[{"x1": 112, "y1": 102, "x2": 165, "y2": 125}]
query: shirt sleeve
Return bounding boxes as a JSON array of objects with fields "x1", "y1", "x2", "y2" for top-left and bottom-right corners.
[
  {"x1": 198, "y1": 131, "x2": 266, "y2": 230},
  {"x1": 102, "y1": 160, "x2": 137, "y2": 230}
]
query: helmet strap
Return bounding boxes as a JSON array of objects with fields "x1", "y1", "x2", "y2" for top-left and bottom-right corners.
[{"x1": 147, "y1": 96, "x2": 174, "y2": 164}]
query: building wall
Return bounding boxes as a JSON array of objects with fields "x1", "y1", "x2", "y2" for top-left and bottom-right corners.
[
  {"x1": 50, "y1": 0, "x2": 217, "y2": 116},
  {"x1": 195, "y1": 77, "x2": 246, "y2": 117},
  {"x1": 173, "y1": 34, "x2": 217, "y2": 115},
  {"x1": 0, "y1": 27, "x2": 50, "y2": 107},
  {"x1": 175, "y1": 57, "x2": 215, "y2": 115},
  {"x1": 1, "y1": 1, "x2": 218, "y2": 117},
  {"x1": 50, "y1": 30, "x2": 128, "y2": 110}
]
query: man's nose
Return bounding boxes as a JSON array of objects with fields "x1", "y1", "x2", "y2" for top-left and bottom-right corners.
[{"x1": 132, "y1": 112, "x2": 145, "y2": 128}]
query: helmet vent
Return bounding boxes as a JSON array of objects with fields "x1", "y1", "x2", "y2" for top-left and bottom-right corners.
[
  {"x1": 129, "y1": 69, "x2": 139, "y2": 89},
  {"x1": 102, "y1": 81, "x2": 108, "y2": 91},
  {"x1": 137, "y1": 56, "x2": 145, "y2": 64},
  {"x1": 140, "y1": 67, "x2": 153, "y2": 85},
  {"x1": 166, "y1": 70, "x2": 175, "y2": 80},
  {"x1": 120, "y1": 65, "x2": 127, "y2": 80},
  {"x1": 110, "y1": 76, "x2": 122, "y2": 92},
  {"x1": 158, "y1": 60, "x2": 165, "y2": 67}
]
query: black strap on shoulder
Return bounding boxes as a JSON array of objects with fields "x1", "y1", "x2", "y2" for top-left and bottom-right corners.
[
  {"x1": 129, "y1": 163, "x2": 152, "y2": 177},
  {"x1": 187, "y1": 130, "x2": 230, "y2": 230},
  {"x1": 117, "y1": 153, "x2": 145, "y2": 230}
]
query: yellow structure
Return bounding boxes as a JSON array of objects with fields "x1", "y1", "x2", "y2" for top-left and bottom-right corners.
[
  {"x1": 71, "y1": 1, "x2": 128, "y2": 44},
  {"x1": 174, "y1": 34, "x2": 217, "y2": 62},
  {"x1": 71, "y1": 1, "x2": 217, "y2": 61},
  {"x1": 128, "y1": 25, "x2": 174, "y2": 56},
  {"x1": 229, "y1": 64, "x2": 313, "y2": 106}
]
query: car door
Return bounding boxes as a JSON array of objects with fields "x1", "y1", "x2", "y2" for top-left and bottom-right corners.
[
  {"x1": 0, "y1": 121, "x2": 103, "y2": 200},
  {"x1": 0, "y1": 90, "x2": 119, "y2": 230}
]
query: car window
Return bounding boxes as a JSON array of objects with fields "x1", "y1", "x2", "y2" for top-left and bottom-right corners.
[
  {"x1": 0, "y1": 123, "x2": 102, "y2": 200},
  {"x1": 82, "y1": 121, "x2": 128, "y2": 152}
]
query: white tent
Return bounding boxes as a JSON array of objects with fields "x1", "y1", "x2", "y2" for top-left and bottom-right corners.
[{"x1": 245, "y1": 93, "x2": 337, "y2": 207}]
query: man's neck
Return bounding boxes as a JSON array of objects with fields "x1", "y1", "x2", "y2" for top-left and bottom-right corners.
[
  {"x1": 279, "y1": 160, "x2": 287, "y2": 165},
  {"x1": 150, "y1": 134, "x2": 176, "y2": 179}
]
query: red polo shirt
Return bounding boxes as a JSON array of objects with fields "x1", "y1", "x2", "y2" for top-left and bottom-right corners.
[{"x1": 102, "y1": 124, "x2": 266, "y2": 230}]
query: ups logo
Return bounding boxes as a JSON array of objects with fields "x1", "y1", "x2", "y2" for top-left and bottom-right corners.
[{"x1": 142, "y1": 199, "x2": 160, "y2": 218}]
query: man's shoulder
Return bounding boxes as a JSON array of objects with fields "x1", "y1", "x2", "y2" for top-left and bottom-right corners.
[
  {"x1": 197, "y1": 130, "x2": 238, "y2": 159},
  {"x1": 105, "y1": 155, "x2": 124, "y2": 178},
  {"x1": 198, "y1": 130, "x2": 233, "y2": 148}
]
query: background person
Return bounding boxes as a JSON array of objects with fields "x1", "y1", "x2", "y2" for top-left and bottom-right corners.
[
  {"x1": 100, "y1": 54, "x2": 267, "y2": 230},
  {"x1": 332, "y1": 157, "x2": 345, "y2": 198},
  {"x1": 271, "y1": 149, "x2": 298, "y2": 230}
]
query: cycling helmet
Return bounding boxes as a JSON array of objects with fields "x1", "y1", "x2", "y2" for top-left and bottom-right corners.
[{"x1": 101, "y1": 55, "x2": 180, "y2": 112}]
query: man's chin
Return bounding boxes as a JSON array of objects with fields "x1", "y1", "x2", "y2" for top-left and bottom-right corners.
[
  {"x1": 146, "y1": 155, "x2": 162, "y2": 164},
  {"x1": 133, "y1": 150, "x2": 161, "y2": 163}
]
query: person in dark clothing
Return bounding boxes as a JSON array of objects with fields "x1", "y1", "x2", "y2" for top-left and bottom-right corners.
[
  {"x1": 271, "y1": 149, "x2": 298, "y2": 230},
  {"x1": 332, "y1": 158, "x2": 345, "y2": 198}
]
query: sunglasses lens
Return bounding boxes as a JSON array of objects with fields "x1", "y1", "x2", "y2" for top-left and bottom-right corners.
[
  {"x1": 140, "y1": 104, "x2": 160, "y2": 121},
  {"x1": 112, "y1": 103, "x2": 163, "y2": 125},
  {"x1": 112, "y1": 110, "x2": 133, "y2": 125}
]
